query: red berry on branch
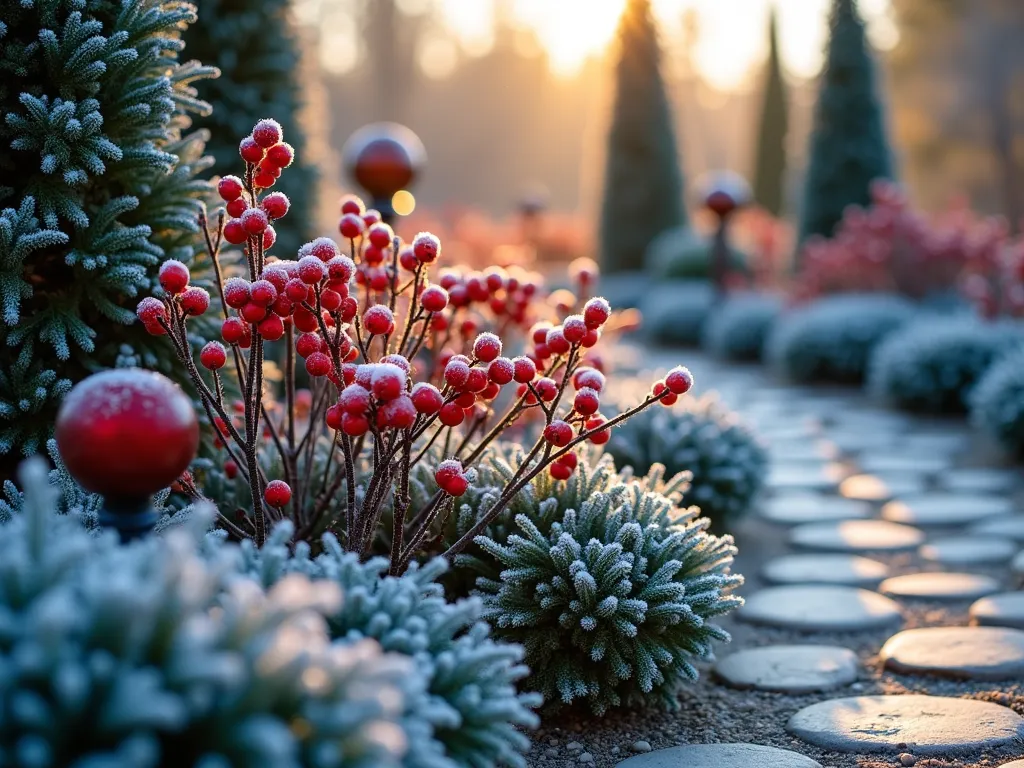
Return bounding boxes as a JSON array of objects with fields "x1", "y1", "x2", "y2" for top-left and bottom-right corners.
[
  {"x1": 372, "y1": 363, "x2": 406, "y2": 402},
  {"x1": 241, "y1": 302, "x2": 269, "y2": 323},
  {"x1": 292, "y1": 306, "x2": 318, "y2": 333},
  {"x1": 439, "y1": 401, "x2": 465, "y2": 426},
  {"x1": 253, "y1": 170, "x2": 276, "y2": 189},
  {"x1": 257, "y1": 313, "x2": 285, "y2": 341},
  {"x1": 340, "y1": 194, "x2": 365, "y2": 216},
  {"x1": 305, "y1": 352, "x2": 332, "y2": 377},
  {"x1": 399, "y1": 246, "x2": 417, "y2": 271},
  {"x1": 573, "y1": 387, "x2": 600, "y2": 416},
  {"x1": 562, "y1": 314, "x2": 588, "y2": 344},
  {"x1": 413, "y1": 232, "x2": 441, "y2": 263},
  {"x1": 560, "y1": 451, "x2": 579, "y2": 471},
  {"x1": 262, "y1": 192, "x2": 290, "y2": 220},
  {"x1": 531, "y1": 322, "x2": 552, "y2": 345},
  {"x1": 484, "y1": 268, "x2": 506, "y2": 293},
  {"x1": 411, "y1": 382, "x2": 444, "y2": 414},
  {"x1": 180, "y1": 286, "x2": 210, "y2": 316},
  {"x1": 339, "y1": 213, "x2": 365, "y2": 239},
  {"x1": 363, "y1": 243, "x2": 385, "y2": 266},
  {"x1": 249, "y1": 279, "x2": 278, "y2": 307},
  {"x1": 325, "y1": 404, "x2": 344, "y2": 430},
  {"x1": 340, "y1": 296, "x2": 358, "y2": 322},
  {"x1": 298, "y1": 255, "x2": 327, "y2": 284},
  {"x1": 136, "y1": 297, "x2": 166, "y2": 325},
  {"x1": 218, "y1": 175, "x2": 244, "y2": 201},
  {"x1": 535, "y1": 377, "x2": 558, "y2": 402},
  {"x1": 367, "y1": 223, "x2": 394, "y2": 249},
  {"x1": 447, "y1": 284, "x2": 469, "y2": 308},
  {"x1": 285, "y1": 278, "x2": 309, "y2": 302},
  {"x1": 546, "y1": 327, "x2": 571, "y2": 355},
  {"x1": 200, "y1": 341, "x2": 227, "y2": 370},
  {"x1": 226, "y1": 198, "x2": 248, "y2": 218},
  {"x1": 223, "y1": 219, "x2": 247, "y2": 245},
  {"x1": 382, "y1": 395, "x2": 416, "y2": 429},
  {"x1": 583, "y1": 297, "x2": 611, "y2": 329},
  {"x1": 363, "y1": 304, "x2": 395, "y2": 336},
  {"x1": 465, "y1": 368, "x2": 488, "y2": 393},
  {"x1": 302, "y1": 237, "x2": 339, "y2": 262},
  {"x1": 339, "y1": 384, "x2": 372, "y2": 415},
  {"x1": 435, "y1": 459, "x2": 468, "y2": 496},
  {"x1": 224, "y1": 459, "x2": 238, "y2": 479},
  {"x1": 549, "y1": 461, "x2": 572, "y2": 481},
  {"x1": 512, "y1": 356, "x2": 537, "y2": 384},
  {"x1": 665, "y1": 366, "x2": 694, "y2": 395},
  {"x1": 240, "y1": 136, "x2": 264, "y2": 164},
  {"x1": 466, "y1": 276, "x2": 489, "y2": 303},
  {"x1": 222, "y1": 317, "x2": 247, "y2": 344},
  {"x1": 455, "y1": 391, "x2": 476, "y2": 409},
  {"x1": 264, "y1": 479, "x2": 291, "y2": 507},
  {"x1": 295, "y1": 333, "x2": 320, "y2": 358},
  {"x1": 573, "y1": 367, "x2": 606, "y2": 392},
  {"x1": 543, "y1": 420, "x2": 574, "y2": 447},
  {"x1": 488, "y1": 357, "x2": 515, "y2": 385},
  {"x1": 480, "y1": 382, "x2": 501, "y2": 400},
  {"x1": 340, "y1": 412, "x2": 368, "y2": 436},
  {"x1": 241, "y1": 208, "x2": 269, "y2": 235},
  {"x1": 158, "y1": 260, "x2": 190, "y2": 295},
  {"x1": 421, "y1": 285, "x2": 449, "y2": 313},
  {"x1": 381, "y1": 354, "x2": 411, "y2": 373},
  {"x1": 327, "y1": 256, "x2": 355, "y2": 282},
  {"x1": 444, "y1": 358, "x2": 471, "y2": 389},
  {"x1": 224, "y1": 278, "x2": 251, "y2": 309},
  {"x1": 368, "y1": 268, "x2": 390, "y2": 291},
  {"x1": 585, "y1": 415, "x2": 611, "y2": 445},
  {"x1": 473, "y1": 332, "x2": 502, "y2": 363},
  {"x1": 265, "y1": 141, "x2": 294, "y2": 168},
  {"x1": 362, "y1": 209, "x2": 382, "y2": 227},
  {"x1": 320, "y1": 289, "x2": 342, "y2": 312},
  {"x1": 252, "y1": 119, "x2": 284, "y2": 148},
  {"x1": 581, "y1": 328, "x2": 600, "y2": 348}
]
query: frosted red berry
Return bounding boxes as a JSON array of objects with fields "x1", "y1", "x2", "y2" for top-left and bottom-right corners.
[
  {"x1": 412, "y1": 232, "x2": 441, "y2": 263},
  {"x1": 363, "y1": 305, "x2": 395, "y2": 336},
  {"x1": 585, "y1": 415, "x2": 611, "y2": 445},
  {"x1": 435, "y1": 459, "x2": 468, "y2": 496},
  {"x1": 339, "y1": 213, "x2": 365, "y2": 239},
  {"x1": 549, "y1": 461, "x2": 572, "y2": 481},
  {"x1": 543, "y1": 420, "x2": 574, "y2": 447},
  {"x1": 241, "y1": 208, "x2": 269, "y2": 235},
  {"x1": 223, "y1": 278, "x2": 250, "y2": 309},
  {"x1": 240, "y1": 136, "x2": 264, "y2": 164},
  {"x1": 411, "y1": 383, "x2": 444, "y2": 414},
  {"x1": 265, "y1": 142, "x2": 294, "y2": 168},
  {"x1": 342, "y1": 412, "x2": 370, "y2": 436},
  {"x1": 180, "y1": 286, "x2": 210, "y2": 316},
  {"x1": 573, "y1": 367, "x2": 606, "y2": 392},
  {"x1": 535, "y1": 377, "x2": 558, "y2": 402},
  {"x1": 573, "y1": 387, "x2": 600, "y2": 416},
  {"x1": 488, "y1": 357, "x2": 515, "y2": 385},
  {"x1": 444, "y1": 359, "x2": 471, "y2": 389},
  {"x1": 382, "y1": 395, "x2": 416, "y2": 429},
  {"x1": 241, "y1": 302, "x2": 268, "y2": 323},
  {"x1": 295, "y1": 332, "x2": 320, "y2": 358},
  {"x1": 226, "y1": 198, "x2": 248, "y2": 219},
  {"x1": 371, "y1": 364, "x2": 406, "y2": 401},
  {"x1": 218, "y1": 175, "x2": 244, "y2": 201},
  {"x1": 257, "y1": 313, "x2": 285, "y2": 341},
  {"x1": 252, "y1": 119, "x2": 283, "y2": 148},
  {"x1": 136, "y1": 297, "x2": 166, "y2": 325},
  {"x1": 665, "y1": 366, "x2": 694, "y2": 395},
  {"x1": 223, "y1": 219, "x2": 247, "y2": 245},
  {"x1": 439, "y1": 401, "x2": 465, "y2": 427},
  {"x1": 298, "y1": 256, "x2": 326, "y2": 284},
  {"x1": 158, "y1": 260, "x2": 190, "y2": 295},
  {"x1": 327, "y1": 256, "x2": 355, "y2": 282},
  {"x1": 399, "y1": 247, "x2": 417, "y2": 271},
  {"x1": 248, "y1": 279, "x2": 277, "y2": 307},
  {"x1": 421, "y1": 285, "x2": 449, "y2": 313},
  {"x1": 583, "y1": 297, "x2": 611, "y2": 329},
  {"x1": 222, "y1": 317, "x2": 247, "y2": 344},
  {"x1": 320, "y1": 289, "x2": 342, "y2": 312},
  {"x1": 546, "y1": 327, "x2": 571, "y2": 355},
  {"x1": 305, "y1": 352, "x2": 332, "y2": 377},
  {"x1": 472, "y1": 332, "x2": 502, "y2": 363},
  {"x1": 200, "y1": 341, "x2": 227, "y2": 370},
  {"x1": 339, "y1": 384, "x2": 371, "y2": 415},
  {"x1": 531, "y1": 322, "x2": 552, "y2": 345},
  {"x1": 367, "y1": 223, "x2": 394, "y2": 249},
  {"x1": 262, "y1": 192, "x2": 290, "y2": 220},
  {"x1": 264, "y1": 479, "x2": 291, "y2": 507},
  {"x1": 512, "y1": 356, "x2": 537, "y2": 384},
  {"x1": 340, "y1": 195, "x2": 365, "y2": 216},
  {"x1": 562, "y1": 314, "x2": 588, "y2": 344}
]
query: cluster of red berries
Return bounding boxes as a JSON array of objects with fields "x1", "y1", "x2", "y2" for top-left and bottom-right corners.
[
  {"x1": 434, "y1": 458, "x2": 471, "y2": 497},
  {"x1": 136, "y1": 261, "x2": 210, "y2": 335}
]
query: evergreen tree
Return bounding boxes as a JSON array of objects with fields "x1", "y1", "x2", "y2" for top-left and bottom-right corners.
[
  {"x1": 599, "y1": 0, "x2": 686, "y2": 275},
  {"x1": 185, "y1": 0, "x2": 316, "y2": 255},
  {"x1": 0, "y1": 0, "x2": 216, "y2": 462},
  {"x1": 753, "y1": 8, "x2": 789, "y2": 217},
  {"x1": 798, "y1": 0, "x2": 892, "y2": 246}
]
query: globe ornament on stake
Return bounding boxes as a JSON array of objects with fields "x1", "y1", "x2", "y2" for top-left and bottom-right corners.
[
  {"x1": 698, "y1": 171, "x2": 752, "y2": 293},
  {"x1": 343, "y1": 122, "x2": 426, "y2": 225},
  {"x1": 55, "y1": 369, "x2": 199, "y2": 541}
]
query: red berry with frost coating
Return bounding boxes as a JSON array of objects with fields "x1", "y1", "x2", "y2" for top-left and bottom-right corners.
[
  {"x1": 222, "y1": 317, "x2": 247, "y2": 344},
  {"x1": 264, "y1": 479, "x2": 291, "y2": 507},
  {"x1": 444, "y1": 359, "x2": 471, "y2": 389},
  {"x1": 240, "y1": 136, "x2": 264, "y2": 164},
  {"x1": 223, "y1": 219, "x2": 247, "y2": 245},
  {"x1": 581, "y1": 328, "x2": 600, "y2": 348},
  {"x1": 158, "y1": 260, "x2": 190, "y2": 295},
  {"x1": 480, "y1": 382, "x2": 500, "y2": 400},
  {"x1": 249, "y1": 279, "x2": 278, "y2": 307},
  {"x1": 342, "y1": 412, "x2": 370, "y2": 436},
  {"x1": 488, "y1": 357, "x2": 515, "y2": 385},
  {"x1": 665, "y1": 366, "x2": 694, "y2": 395},
  {"x1": 241, "y1": 302, "x2": 268, "y2": 323},
  {"x1": 549, "y1": 461, "x2": 572, "y2": 481},
  {"x1": 465, "y1": 368, "x2": 488, "y2": 393},
  {"x1": 583, "y1": 297, "x2": 611, "y2": 329},
  {"x1": 546, "y1": 327, "x2": 571, "y2": 355},
  {"x1": 136, "y1": 297, "x2": 166, "y2": 325},
  {"x1": 338, "y1": 212, "x2": 365, "y2": 239},
  {"x1": 241, "y1": 208, "x2": 269, "y2": 235},
  {"x1": 363, "y1": 305, "x2": 395, "y2": 336},
  {"x1": 371, "y1": 363, "x2": 406, "y2": 401},
  {"x1": 200, "y1": 341, "x2": 227, "y2": 370},
  {"x1": 573, "y1": 387, "x2": 600, "y2": 416},
  {"x1": 261, "y1": 267, "x2": 289, "y2": 291},
  {"x1": 562, "y1": 314, "x2": 588, "y2": 344},
  {"x1": 261, "y1": 192, "x2": 290, "y2": 220},
  {"x1": 339, "y1": 195, "x2": 365, "y2": 216},
  {"x1": 455, "y1": 391, "x2": 476, "y2": 408},
  {"x1": 295, "y1": 332, "x2": 320, "y2": 358},
  {"x1": 223, "y1": 278, "x2": 251, "y2": 309},
  {"x1": 226, "y1": 198, "x2": 248, "y2": 218},
  {"x1": 399, "y1": 246, "x2": 417, "y2": 271},
  {"x1": 305, "y1": 352, "x2": 332, "y2": 377},
  {"x1": 573, "y1": 367, "x2": 606, "y2": 392},
  {"x1": 320, "y1": 289, "x2": 342, "y2": 312},
  {"x1": 421, "y1": 285, "x2": 449, "y2": 313},
  {"x1": 327, "y1": 256, "x2": 355, "y2": 282},
  {"x1": 218, "y1": 175, "x2": 244, "y2": 201},
  {"x1": 531, "y1": 322, "x2": 552, "y2": 345},
  {"x1": 257, "y1": 313, "x2": 285, "y2": 341},
  {"x1": 535, "y1": 377, "x2": 558, "y2": 402},
  {"x1": 543, "y1": 420, "x2": 574, "y2": 447},
  {"x1": 266, "y1": 142, "x2": 294, "y2": 168},
  {"x1": 292, "y1": 307, "x2": 317, "y2": 333},
  {"x1": 303, "y1": 237, "x2": 339, "y2": 262},
  {"x1": 435, "y1": 459, "x2": 468, "y2": 496},
  {"x1": 560, "y1": 451, "x2": 579, "y2": 470},
  {"x1": 285, "y1": 278, "x2": 309, "y2": 302},
  {"x1": 473, "y1": 332, "x2": 502, "y2": 363},
  {"x1": 653, "y1": 381, "x2": 678, "y2": 406},
  {"x1": 253, "y1": 170, "x2": 276, "y2": 189},
  {"x1": 252, "y1": 119, "x2": 283, "y2": 148},
  {"x1": 382, "y1": 395, "x2": 416, "y2": 429},
  {"x1": 411, "y1": 382, "x2": 444, "y2": 414},
  {"x1": 413, "y1": 232, "x2": 441, "y2": 263},
  {"x1": 381, "y1": 354, "x2": 411, "y2": 373},
  {"x1": 326, "y1": 404, "x2": 344, "y2": 430},
  {"x1": 298, "y1": 255, "x2": 326, "y2": 284},
  {"x1": 339, "y1": 384, "x2": 371, "y2": 415},
  {"x1": 512, "y1": 356, "x2": 537, "y2": 384},
  {"x1": 438, "y1": 401, "x2": 465, "y2": 427},
  {"x1": 586, "y1": 415, "x2": 611, "y2": 445},
  {"x1": 367, "y1": 223, "x2": 394, "y2": 249},
  {"x1": 180, "y1": 286, "x2": 210, "y2": 316},
  {"x1": 224, "y1": 459, "x2": 239, "y2": 479}
]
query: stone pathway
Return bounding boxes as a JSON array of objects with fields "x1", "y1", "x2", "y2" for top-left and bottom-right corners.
[{"x1": 526, "y1": 350, "x2": 1024, "y2": 768}]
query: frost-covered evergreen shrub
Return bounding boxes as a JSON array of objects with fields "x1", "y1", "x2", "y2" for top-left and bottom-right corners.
[
  {"x1": 605, "y1": 396, "x2": 767, "y2": 531},
  {"x1": 971, "y1": 347, "x2": 1024, "y2": 456},
  {"x1": 702, "y1": 292, "x2": 783, "y2": 361},
  {"x1": 0, "y1": 458, "x2": 424, "y2": 768},
  {"x1": 641, "y1": 280, "x2": 714, "y2": 346},
  {"x1": 231, "y1": 523, "x2": 541, "y2": 768},
  {"x1": 450, "y1": 450, "x2": 743, "y2": 715},
  {"x1": 767, "y1": 293, "x2": 915, "y2": 383},
  {"x1": 869, "y1": 317, "x2": 1024, "y2": 413},
  {"x1": 0, "y1": 0, "x2": 216, "y2": 458}
]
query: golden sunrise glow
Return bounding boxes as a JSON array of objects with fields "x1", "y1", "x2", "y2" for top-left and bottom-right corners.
[{"x1": 392, "y1": 190, "x2": 417, "y2": 216}]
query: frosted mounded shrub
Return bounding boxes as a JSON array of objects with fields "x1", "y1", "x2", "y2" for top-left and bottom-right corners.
[
  {"x1": 233, "y1": 523, "x2": 541, "y2": 768},
  {"x1": 642, "y1": 280, "x2": 715, "y2": 346},
  {"x1": 0, "y1": 459, "x2": 421, "y2": 768},
  {"x1": 767, "y1": 293, "x2": 915, "y2": 383},
  {"x1": 702, "y1": 292, "x2": 783, "y2": 361},
  {"x1": 460, "y1": 451, "x2": 743, "y2": 715},
  {"x1": 869, "y1": 317, "x2": 1024, "y2": 413},
  {"x1": 971, "y1": 348, "x2": 1024, "y2": 456},
  {"x1": 605, "y1": 396, "x2": 767, "y2": 531}
]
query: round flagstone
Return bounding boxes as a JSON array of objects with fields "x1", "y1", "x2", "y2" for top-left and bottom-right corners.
[
  {"x1": 882, "y1": 494, "x2": 1013, "y2": 527},
  {"x1": 970, "y1": 515, "x2": 1024, "y2": 541},
  {"x1": 938, "y1": 468, "x2": 1019, "y2": 494},
  {"x1": 767, "y1": 463, "x2": 844, "y2": 492},
  {"x1": 879, "y1": 572, "x2": 1001, "y2": 602},
  {"x1": 971, "y1": 593, "x2": 1024, "y2": 630},
  {"x1": 738, "y1": 585, "x2": 902, "y2": 632},
  {"x1": 760, "y1": 494, "x2": 873, "y2": 525},
  {"x1": 762, "y1": 553, "x2": 890, "y2": 588},
  {"x1": 790, "y1": 519, "x2": 925, "y2": 553},
  {"x1": 919, "y1": 536, "x2": 1018, "y2": 566},
  {"x1": 839, "y1": 474, "x2": 924, "y2": 502},
  {"x1": 713, "y1": 645, "x2": 859, "y2": 693},
  {"x1": 881, "y1": 626, "x2": 1024, "y2": 680},
  {"x1": 615, "y1": 743, "x2": 822, "y2": 768},
  {"x1": 787, "y1": 694, "x2": 1024, "y2": 754}
]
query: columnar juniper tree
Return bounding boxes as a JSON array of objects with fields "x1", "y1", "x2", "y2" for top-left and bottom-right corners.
[
  {"x1": 753, "y1": 8, "x2": 789, "y2": 217},
  {"x1": 0, "y1": 0, "x2": 216, "y2": 461},
  {"x1": 185, "y1": 0, "x2": 315, "y2": 255},
  {"x1": 599, "y1": 0, "x2": 686, "y2": 274},
  {"x1": 798, "y1": 0, "x2": 892, "y2": 250}
]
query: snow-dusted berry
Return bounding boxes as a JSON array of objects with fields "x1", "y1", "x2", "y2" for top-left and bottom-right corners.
[
  {"x1": 413, "y1": 232, "x2": 441, "y2": 263},
  {"x1": 421, "y1": 285, "x2": 449, "y2": 313},
  {"x1": 226, "y1": 198, "x2": 248, "y2": 218},
  {"x1": 435, "y1": 459, "x2": 468, "y2": 496},
  {"x1": 136, "y1": 297, "x2": 166, "y2": 325},
  {"x1": 473, "y1": 332, "x2": 502, "y2": 363},
  {"x1": 363, "y1": 305, "x2": 395, "y2": 336},
  {"x1": 180, "y1": 286, "x2": 210, "y2": 316},
  {"x1": 339, "y1": 384, "x2": 371, "y2": 415},
  {"x1": 411, "y1": 382, "x2": 443, "y2": 414},
  {"x1": 444, "y1": 358, "x2": 471, "y2": 390},
  {"x1": 239, "y1": 136, "x2": 264, "y2": 164},
  {"x1": 534, "y1": 377, "x2": 558, "y2": 402},
  {"x1": 546, "y1": 327, "x2": 571, "y2": 355},
  {"x1": 327, "y1": 255, "x2": 355, "y2": 282},
  {"x1": 543, "y1": 420, "x2": 574, "y2": 447},
  {"x1": 367, "y1": 223, "x2": 394, "y2": 249},
  {"x1": 665, "y1": 366, "x2": 694, "y2": 395},
  {"x1": 320, "y1": 289, "x2": 342, "y2": 312},
  {"x1": 218, "y1": 175, "x2": 244, "y2": 201},
  {"x1": 295, "y1": 332, "x2": 320, "y2": 358},
  {"x1": 573, "y1": 367, "x2": 606, "y2": 392},
  {"x1": 371, "y1": 363, "x2": 406, "y2": 402},
  {"x1": 257, "y1": 313, "x2": 285, "y2": 341},
  {"x1": 222, "y1": 317, "x2": 247, "y2": 344},
  {"x1": 241, "y1": 208, "x2": 269, "y2": 235},
  {"x1": 249, "y1": 279, "x2": 278, "y2": 307},
  {"x1": 261, "y1": 192, "x2": 290, "y2": 220},
  {"x1": 298, "y1": 255, "x2": 326, "y2": 284},
  {"x1": 241, "y1": 302, "x2": 269, "y2": 323},
  {"x1": 382, "y1": 395, "x2": 416, "y2": 429},
  {"x1": 585, "y1": 415, "x2": 611, "y2": 445},
  {"x1": 158, "y1": 260, "x2": 190, "y2": 295},
  {"x1": 252, "y1": 119, "x2": 284, "y2": 148},
  {"x1": 200, "y1": 341, "x2": 227, "y2": 370},
  {"x1": 583, "y1": 297, "x2": 611, "y2": 329},
  {"x1": 438, "y1": 401, "x2": 465, "y2": 427},
  {"x1": 339, "y1": 212, "x2": 365, "y2": 239},
  {"x1": 266, "y1": 142, "x2": 294, "y2": 168},
  {"x1": 223, "y1": 219, "x2": 247, "y2": 245},
  {"x1": 653, "y1": 380, "x2": 678, "y2": 407},
  {"x1": 512, "y1": 356, "x2": 537, "y2": 384},
  {"x1": 562, "y1": 314, "x2": 588, "y2": 344},
  {"x1": 305, "y1": 352, "x2": 332, "y2": 377},
  {"x1": 488, "y1": 357, "x2": 515, "y2": 386},
  {"x1": 573, "y1": 387, "x2": 600, "y2": 416},
  {"x1": 264, "y1": 479, "x2": 291, "y2": 507}
]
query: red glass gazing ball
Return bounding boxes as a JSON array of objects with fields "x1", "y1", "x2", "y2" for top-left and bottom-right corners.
[{"x1": 55, "y1": 369, "x2": 199, "y2": 498}]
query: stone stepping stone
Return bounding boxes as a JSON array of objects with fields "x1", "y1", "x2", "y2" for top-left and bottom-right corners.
[
  {"x1": 839, "y1": 474, "x2": 924, "y2": 502},
  {"x1": 860, "y1": 453, "x2": 950, "y2": 475},
  {"x1": 879, "y1": 572, "x2": 1001, "y2": 602},
  {"x1": 713, "y1": 645, "x2": 859, "y2": 693},
  {"x1": 919, "y1": 536, "x2": 1018, "y2": 566},
  {"x1": 971, "y1": 593, "x2": 1024, "y2": 630},
  {"x1": 881, "y1": 626, "x2": 1024, "y2": 680},
  {"x1": 938, "y1": 468, "x2": 1019, "y2": 494},
  {"x1": 760, "y1": 494, "x2": 873, "y2": 525},
  {"x1": 738, "y1": 585, "x2": 902, "y2": 632},
  {"x1": 767, "y1": 463, "x2": 844, "y2": 492},
  {"x1": 762, "y1": 554, "x2": 890, "y2": 588},
  {"x1": 790, "y1": 520, "x2": 925, "y2": 553},
  {"x1": 615, "y1": 743, "x2": 822, "y2": 768},
  {"x1": 970, "y1": 515, "x2": 1024, "y2": 542},
  {"x1": 882, "y1": 494, "x2": 1013, "y2": 527},
  {"x1": 787, "y1": 694, "x2": 1024, "y2": 754}
]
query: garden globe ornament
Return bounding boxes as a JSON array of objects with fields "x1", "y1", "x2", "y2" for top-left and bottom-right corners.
[
  {"x1": 55, "y1": 369, "x2": 199, "y2": 541},
  {"x1": 343, "y1": 122, "x2": 426, "y2": 224},
  {"x1": 698, "y1": 170, "x2": 752, "y2": 293}
]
